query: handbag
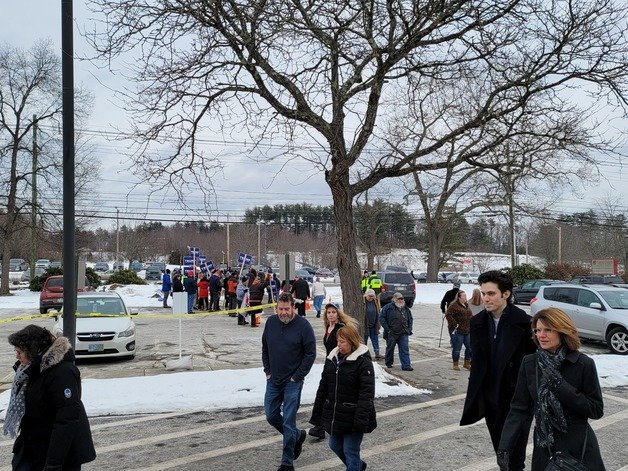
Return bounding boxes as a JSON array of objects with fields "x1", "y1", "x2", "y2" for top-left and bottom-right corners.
[{"x1": 537, "y1": 364, "x2": 588, "y2": 471}]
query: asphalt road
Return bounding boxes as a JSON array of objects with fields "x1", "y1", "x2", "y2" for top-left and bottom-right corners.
[{"x1": 1, "y1": 296, "x2": 626, "y2": 470}]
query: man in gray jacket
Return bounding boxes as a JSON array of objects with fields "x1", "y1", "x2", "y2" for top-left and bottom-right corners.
[{"x1": 379, "y1": 292, "x2": 414, "y2": 371}]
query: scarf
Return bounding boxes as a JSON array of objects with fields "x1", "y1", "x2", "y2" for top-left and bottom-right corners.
[
  {"x1": 535, "y1": 347, "x2": 568, "y2": 450},
  {"x1": 3, "y1": 362, "x2": 30, "y2": 438}
]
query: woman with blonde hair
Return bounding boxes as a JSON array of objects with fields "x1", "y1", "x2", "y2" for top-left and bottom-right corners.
[
  {"x1": 469, "y1": 288, "x2": 484, "y2": 315},
  {"x1": 310, "y1": 325, "x2": 376, "y2": 471},
  {"x1": 497, "y1": 308, "x2": 605, "y2": 470}
]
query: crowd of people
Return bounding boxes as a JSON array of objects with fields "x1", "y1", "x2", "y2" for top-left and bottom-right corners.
[{"x1": 4, "y1": 269, "x2": 607, "y2": 471}]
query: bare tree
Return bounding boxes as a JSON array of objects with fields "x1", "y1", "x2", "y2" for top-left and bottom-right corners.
[{"x1": 87, "y1": 0, "x2": 628, "y2": 321}]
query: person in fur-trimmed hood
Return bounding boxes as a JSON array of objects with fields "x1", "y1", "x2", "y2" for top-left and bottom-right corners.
[
  {"x1": 5, "y1": 325, "x2": 95, "y2": 471},
  {"x1": 310, "y1": 325, "x2": 376, "y2": 471}
]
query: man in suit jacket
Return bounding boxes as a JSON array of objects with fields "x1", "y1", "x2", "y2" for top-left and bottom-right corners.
[{"x1": 460, "y1": 270, "x2": 536, "y2": 471}]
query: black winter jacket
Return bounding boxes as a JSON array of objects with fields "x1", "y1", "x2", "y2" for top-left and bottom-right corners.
[
  {"x1": 499, "y1": 351, "x2": 605, "y2": 470},
  {"x1": 310, "y1": 344, "x2": 377, "y2": 435},
  {"x1": 13, "y1": 337, "x2": 96, "y2": 470}
]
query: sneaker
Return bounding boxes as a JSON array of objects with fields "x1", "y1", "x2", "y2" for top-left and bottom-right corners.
[
  {"x1": 402, "y1": 366, "x2": 414, "y2": 371},
  {"x1": 308, "y1": 425, "x2": 326, "y2": 439},
  {"x1": 277, "y1": 466, "x2": 295, "y2": 471},
  {"x1": 294, "y1": 430, "x2": 306, "y2": 460}
]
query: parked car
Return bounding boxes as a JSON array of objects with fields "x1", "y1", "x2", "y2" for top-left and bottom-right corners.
[
  {"x1": 145, "y1": 265, "x2": 163, "y2": 281},
  {"x1": 530, "y1": 284, "x2": 628, "y2": 354},
  {"x1": 39, "y1": 275, "x2": 89, "y2": 314},
  {"x1": 93, "y1": 261, "x2": 110, "y2": 272},
  {"x1": 437, "y1": 272, "x2": 453, "y2": 283},
  {"x1": 49, "y1": 261, "x2": 62, "y2": 269},
  {"x1": 569, "y1": 275, "x2": 624, "y2": 285},
  {"x1": 112, "y1": 261, "x2": 125, "y2": 271},
  {"x1": 378, "y1": 271, "x2": 416, "y2": 307},
  {"x1": 9, "y1": 258, "x2": 28, "y2": 271},
  {"x1": 35, "y1": 259, "x2": 51, "y2": 269},
  {"x1": 512, "y1": 279, "x2": 565, "y2": 304},
  {"x1": 52, "y1": 292, "x2": 137, "y2": 359},
  {"x1": 294, "y1": 269, "x2": 314, "y2": 284},
  {"x1": 129, "y1": 260, "x2": 144, "y2": 272},
  {"x1": 411, "y1": 271, "x2": 427, "y2": 283},
  {"x1": 314, "y1": 268, "x2": 335, "y2": 281},
  {"x1": 384, "y1": 265, "x2": 409, "y2": 272}
]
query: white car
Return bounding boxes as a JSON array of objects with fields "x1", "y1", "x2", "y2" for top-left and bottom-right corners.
[
  {"x1": 457, "y1": 272, "x2": 480, "y2": 284},
  {"x1": 53, "y1": 292, "x2": 137, "y2": 359}
]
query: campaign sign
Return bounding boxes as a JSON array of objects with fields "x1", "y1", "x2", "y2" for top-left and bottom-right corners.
[
  {"x1": 188, "y1": 246, "x2": 200, "y2": 255},
  {"x1": 238, "y1": 252, "x2": 253, "y2": 265},
  {"x1": 198, "y1": 255, "x2": 207, "y2": 264},
  {"x1": 200, "y1": 265, "x2": 208, "y2": 273},
  {"x1": 183, "y1": 255, "x2": 194, "y2": 266},
  {"x1": 206, "y1": 260, "x2": 215, "y2": 271}
]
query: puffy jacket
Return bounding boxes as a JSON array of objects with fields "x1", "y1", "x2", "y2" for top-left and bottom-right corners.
[
  {"x1": 14, "y1": 337, "x2": 95, "y2": 469},
  {"x1": 445, "y1": 300, "x2": 472, "y2": 335},
  {"x1": 310, "y1": 344, "x2": 377, "y2": 435},
  {"x1": 197, "y1": 278, "x2": 210, "y2": 298}
]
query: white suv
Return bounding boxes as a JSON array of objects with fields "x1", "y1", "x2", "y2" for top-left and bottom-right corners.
[{"x1": 530, "y1": 284, "x2": 628, "y2": 355}]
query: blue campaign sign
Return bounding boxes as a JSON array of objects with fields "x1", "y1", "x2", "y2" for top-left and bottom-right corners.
[
  {"x1": 198, "y1": 255, "x2": 207, "y2": 264},
  {"x1": 188, "y1": 246, "x2": 200, "y2": 255},
  {"x1": 206, "y1": 260, "x2": 215, "y2": 271},
  {"x1": 237, "y1": 252, "x2": 245, "y2": 264},
  {"x1": 238, "y1": 252, "x2": 253, "y2": 265},
  {"x1": 183, "y1": 256, "x2": 194, "y2": 266},
  {"x1": 200, "y1": 265, "x2": 208, "y2": 273}
]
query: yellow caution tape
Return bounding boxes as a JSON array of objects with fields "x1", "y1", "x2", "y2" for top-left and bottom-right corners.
[{"x1": 0, "y1": 303, "x2": 277, "y2": 324}]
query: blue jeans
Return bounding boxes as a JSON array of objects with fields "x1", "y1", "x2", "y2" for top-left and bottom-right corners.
[
  {"x1": 364, "y1": 326, "x2": 380, "y2": 352},
  {"x1": 450, "y1": 333, "x2": 471, "y2": 362},
  {"x1": 328, "y1": 432, "x2": 364, "y2": 471},
  {"x1": 384, "y1": 334, "x2": 411, "y2": 369},
  {"x1": 264, "y1": 379, "x2": 304, "y2": 466},
  {"x1": 187, "y1": 293, "x2": 195, "y2": 313},
  {"x1": 313, "y1": 295, "x2": 325, "y2": 314}
]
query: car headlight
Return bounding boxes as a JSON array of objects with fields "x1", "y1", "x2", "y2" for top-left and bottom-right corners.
[{"x1": 118, "y1": 325, "x2": 136, "y2": 338}]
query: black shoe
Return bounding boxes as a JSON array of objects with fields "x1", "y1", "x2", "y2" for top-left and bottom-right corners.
[
  {"x1": 277, "y1": 465, "x2": 294, "y2": 471},
  {"x1": 308, "y1": 425, "x2": 325, "y2": 439},
  {"x1": 362, "y1": 462, "x2": 367, "y2": 471},
  {"x1": 385, "y1": 364, "x2": 393, "y2": 368},
  {"x1": 294, "y1": 429, "x2": 306, "y2": 460},
  {"x1": 402, "y1": 366, "x2": 414, "y2": 371}
]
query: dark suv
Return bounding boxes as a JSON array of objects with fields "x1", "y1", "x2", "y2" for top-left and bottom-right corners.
[
  {"x1": 570, "y1": 275, "x2": 623, "y2": 285},
  {"x1": 378, "y1": 271, "x2": 416, "y2": 307}
]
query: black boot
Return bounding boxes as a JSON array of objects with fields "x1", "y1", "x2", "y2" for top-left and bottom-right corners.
[{"x1": 308, "y1": 425, "x2": 325, "y2": 439}]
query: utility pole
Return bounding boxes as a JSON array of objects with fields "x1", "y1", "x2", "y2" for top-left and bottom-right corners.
[
  {"x1": 557, "y1": 226, "x2": 562, "y2": 264},
  {"x1": 257, "y1": 221, "x2": 262, "y2": 267},
  {"x1": 116, "y1": 207, "x2": 120, "y2": 263},
  {"x1": 505, "y1": 149, "x2": 517, "y2": 269},
  {"x1": 226, "y1": 218, "x2": 230, "y2": 267},
  {"x1": 30, "y1": 115, "x2": 38, "y2": 280}
]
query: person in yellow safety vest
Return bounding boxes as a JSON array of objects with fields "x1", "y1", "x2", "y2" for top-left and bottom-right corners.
[
  {"x1": 360, "y1": 270, "x2": 370, "y2": 292},
  {"x1": 368, "y1": 270, "x2": 383, "y2": 292}
]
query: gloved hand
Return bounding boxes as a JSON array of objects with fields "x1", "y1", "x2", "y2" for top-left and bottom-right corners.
[{"x1": 496, "y1": 450, "x2": 509, "y2": 471}]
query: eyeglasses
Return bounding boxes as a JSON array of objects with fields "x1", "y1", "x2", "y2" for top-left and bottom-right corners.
[{"x1": 532, "y1": 328, "x2": 556, "y2": 335}]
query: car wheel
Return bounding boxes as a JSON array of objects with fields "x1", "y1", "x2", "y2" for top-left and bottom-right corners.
[
  {"x1": 606, "y1": 327, "x2": 628, "y2": 355},
  {"x1": 406, "y1": 300, "x2": 414, "y2": 308},
  {"x1": 40, "y1": 306, "x2": 47, "y2": 314}
]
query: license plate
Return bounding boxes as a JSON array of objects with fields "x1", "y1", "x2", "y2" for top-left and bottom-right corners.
[{"x1": 88, "y1": 343, "x2": 104, "y2": 353}]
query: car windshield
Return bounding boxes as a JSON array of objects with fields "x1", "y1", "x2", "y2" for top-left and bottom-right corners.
[
  {"x1": 48, "y1": 278, "x2": 63, "y2": 288},
  {"x1": 76, "y1": 297, "x2": 127, "y2": 316},
  {"x1": 385, "y1": 273, "x2": 414, "y2": 283},
  {"x1": 598, "y1": 291, "x2": 628, "y2": 309}
]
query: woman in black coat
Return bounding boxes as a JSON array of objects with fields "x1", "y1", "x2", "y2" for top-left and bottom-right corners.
[
  {"x1": 5, "y1": 325, "x2": 96, "y2": 471},
  {"x1": 310, "y1": 325, "x2": 376, "y2": 471},
  {"x1": 497, "y1": 308, "x2": 605, "y2": 471}
]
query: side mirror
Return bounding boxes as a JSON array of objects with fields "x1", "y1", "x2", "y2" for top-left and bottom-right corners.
[
  {"x1": 589, "y1": 302, "x2": 603, "y2": 310},
  {"x1": 53, "y1": 315, "x2": 58, "y2": 321},
  {"x1": 130, "y1": 309, "x2": 139, "y2": 316}
]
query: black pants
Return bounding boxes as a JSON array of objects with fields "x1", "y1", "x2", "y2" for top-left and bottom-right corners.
[
  {"x1": 197, "y1": 296, "x2": 209, "y2": 311},
  {"x1": 485, "y1": 407, "x2": 528, "y2": 471},
  {"x1": 210, "y1": 291, "x2": 221, "y2": 311},
  {"x1": 296, "y1": 300, "x2": 306, "y2": 317}
]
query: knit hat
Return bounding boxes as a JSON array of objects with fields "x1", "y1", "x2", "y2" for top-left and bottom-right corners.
[
  {"x1": 364, "y1": 289, "x2": 376, "y2": 297},
  {"x1": 453, "y1": 282, "x2": 461, "y2": 288}
]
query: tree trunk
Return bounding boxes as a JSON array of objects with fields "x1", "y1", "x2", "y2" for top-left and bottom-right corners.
[
  {"x1": 0, "y1": 145, "x2": 19, "y2": 295},
  {"x1": 327, "y1": 171, "x2": 363, "y2": 335},
  {"x1": 426, "y1": 225, "x2": 444, "y2": 283}
]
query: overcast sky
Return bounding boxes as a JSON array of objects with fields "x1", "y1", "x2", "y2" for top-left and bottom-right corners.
[{"x1": 2, "y1": 2, "x2": 626, "y2": 231}]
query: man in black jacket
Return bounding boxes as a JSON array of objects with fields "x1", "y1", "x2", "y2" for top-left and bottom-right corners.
[
  {"x1": 440, "y1": 281, "x2": 461, "y2": 314},
  {"x1": 290, "y1": 275, "x2": 310, "y2": 317},
  {"x1": 262, "y1": 292, "x2": 316, "y2": 471},
  {"x1": 460, "y1": 271, "x2": 536, "y2": 471}
]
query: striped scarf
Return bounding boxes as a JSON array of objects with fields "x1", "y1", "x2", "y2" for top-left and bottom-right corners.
[{"x1": 3, "y1": 363, "x2": 30, "y2": 438}]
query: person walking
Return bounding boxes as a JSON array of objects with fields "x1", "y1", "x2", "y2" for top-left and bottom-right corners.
[
  {"x1": 161, "y1": 268, "x2": 172, "y2": 308},
  {"x1": 445, "y1": 290, "x2": 472, "y2": 371},
  {"x1": 236, "y1": 276, "x2": 249, "y2": 325},
  {"x1": 309, "y1": 302, "x2": 358, "y2": 440},
  {"x1": 262, "y1": 292, "x2": 317, "y2": 471},
  {"x1": 291, "y1": 275, "x2": 310, "y2": 317},
  {"x1": 497, "y1": 308, "x2": 605, "y2": 470},
  {"x1": 209, "y1": 269, "x2": 223, "y2": 311},
  {"x1": 309, "y1": 325, "x2": 377, "y2": 471},
  {"x1": 183, "y1": 270, "x2": 197, "y2": 314},
  {"x1": 363, "y1": 289, "x2": 382, "y2": 361},
  {"x1": 379, "y1": 292, "x2": 414, "y2": 371},
  {"x1": 172, "y1": 269, "x2": 184, "y2": 293},
  {"x1": 4, "y1": 325, "x2": 96, "y2": 470},
  {"x1": 469, "y1": 288, "x2": 484, "y2": 315},
  {"x1": 311, "y1": 277, "x2": 326, "y2": 318},
  {"x1": 460, "y1": 270, "x2": 536, "y2": 471},
  {"x1": 440, "y1": 282, "x2": 461, "y2": 314}
]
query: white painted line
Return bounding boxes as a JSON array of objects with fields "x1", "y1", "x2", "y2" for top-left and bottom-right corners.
[{"x1": 603, "y1": 393, "x2": 628, "y2": 405}]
